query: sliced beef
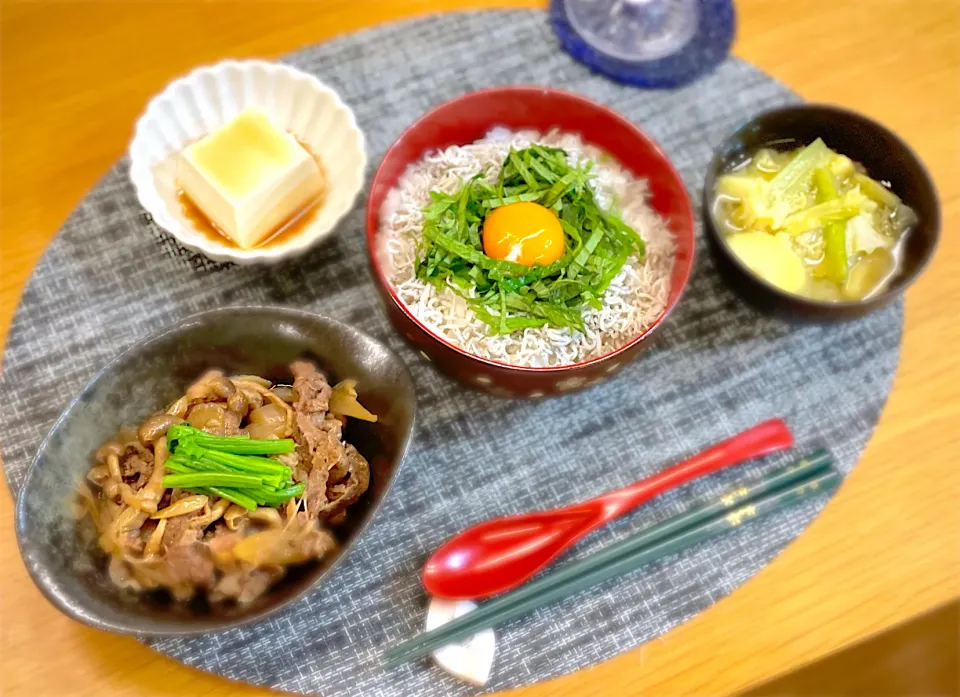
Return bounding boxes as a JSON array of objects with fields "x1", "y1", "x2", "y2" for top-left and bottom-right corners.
[
  {"x1": 156, "y1": 510, "x2": 215, "y2": 596},
  {"x1": 299, "y1": 520, "x2": 337, "y2": 559},
  {"x1": 286, "y1": 514, "x2": 338, "y2": 561},
  {"x1": 160, "y1": 510, "x2": 203, "y2": 553},
  {"x1": 296, "y1": 416, "x2": 345, "y2": 516},
  {"x1": 326, "y1": 418, "x2": 355, "y2": 482},
  {"x1": 303, "y1": 467, "x2": 329, "y2": 517},
  {"x1": 207, "y1": 525, "x2": 240, "y2": 551},
  {"x1": 321, "y1": 444, "x2": 370, "y2": 520},
  {"x1": 289, "y1": 360, "x2": 372, "y2": 522},
  {"x1": 162, "y1": 543, "x2": 215, "y2": 591},
  {"x1": 211, "y1": 568, "x2": 279, "y2": 604},
  {"x1": 118, "y1": 443, "x2": 154, "y2": 491},
  {"x1": 291, "y1": 361, "x2": 348, "y2": 517},
  {"x1": 156, "y1": 488, "x2": 173, "y2": 511},
  {"x1": 296, "y1": 416, "x2": 344, "y2": 471},
  {"x1": 291, "y1": 360, "x2": 332, "y2": 416},
  {"x1": 119, "y1": 527, "x2": 146, "y2": 555}
]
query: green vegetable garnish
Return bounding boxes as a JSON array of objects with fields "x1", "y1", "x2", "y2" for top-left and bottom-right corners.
[
  {"x1": 194, "y1": 486, "x2": 259, "y2": 511},
  {"x1": 162, "y1": 472, "x2": 262, "y2": 489},
  {"x1": 165, "y1": 424, "x2": 300, "y2": 508},
  {"x1": 813, "y1": 167, "x2": 848, "y2": 283},
  {"x1": 415, "y1": 145, "x2": 645, "y2": 335},
  {"x1": 167, "y1": 424, "x2": 295, "y2": 454},
  {"x1": 769, "y1": 138, "x2": 830, "y2": 200},
  {"x1": 781, "y1": 198, "x2": 860, "y2": 236}
]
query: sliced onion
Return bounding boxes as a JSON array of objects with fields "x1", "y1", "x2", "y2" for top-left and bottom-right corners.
[
  {"x1": 136, "y1": 436, "x2": 167, "y2": 514},
  {"x1": 73, "y1": 482, "x2": 98, "y2": 521},
  {"x1": 186, "y1": 371, "x2": 235, "y2": 402},
  {"x1": 246, "y1": 422, "x2": 283, "y2": 440},
  {"x1": 223, "y1": 504, "x2": 248, "y2": 531},
  {"x1": 95, "y1": 441, "x2": 123, "y2": 464},
  {"x1": 235, "y1": 382, "x2": 294, "y2": 436},
  {"x1": 87, "y1": 465, "x2": 110, "y2": 487},
  {"x1": 232, "y1": 524, "x2": 327, "y2": 566},
  {"x1": 106, "y1": 454, "x2": 122, "y2": 481},
  {"x1": 166, "y1": 395, "x2": 190, "y2": 419},
  {"x1": 152, "y1": 495, "x2": 208, "y2": 519},
  {"x1": 329, "y1": 380, "x2": 378, "y2": 423},
  {"x1": 246, "y1": 403, "x2": 287, "y2": 439},
  {"x1": 117, "y1": 426, "x2": 139, "y2": 445},
  {"x1": 187, "y1": 402, "x2": 227, "y2": 431},
  {"x1": 191, "y1": 498, "x2": 230, "y2": 528},
  {"x1": 249, "y1": 403, "x2": 286, "y2": 426},
  {"x1": 138, "y1": 414, "x2": 182, "y2": 445},
  {"x1": 231, "y1": 375, "x2": 272, "y2": 388},
  {"x1": 270, "y1": 385, "x2": 295, "y2": 403},
  {"x1": 143, "y1": 518, "x2": 167, "y2": 558},
  {"x1": 248, "y1": 507, "x2": 283, "y2": 528}
]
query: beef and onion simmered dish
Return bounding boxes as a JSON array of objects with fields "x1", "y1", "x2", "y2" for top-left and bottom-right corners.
[{"x1": 77, "y1": 360, "x2": 377, "y2": 604}]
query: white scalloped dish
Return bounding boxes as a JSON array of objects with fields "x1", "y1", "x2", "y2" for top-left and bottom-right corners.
[{"x1": 129, "y1": 61, "x2": 367, "y2": 264}]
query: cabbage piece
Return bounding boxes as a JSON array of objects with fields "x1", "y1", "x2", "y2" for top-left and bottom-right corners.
[
  {"x1": 715, "y1": 174, "x2": 794, "y2": 230},
  {"x1": 845, "y1": 214, "x2": 893, "y2": 258},
  {"x1": 769, "y1": 138, "x2": 831, "y2": 201},
  {"x1": 853, "y1": 173, "x2": 901, "y2": 209},
  {"x1": 830, "y1": 154, "x2": 855, "y2": 179},
  {"x1": 843, "y1": 186, "x2": 878, "y2": 215},
  {"x1": 781, "y1": 198, "x2": 861, "y2": 236},
  {"x1": 752, "y1": 148, "x2": 785, "y2": 176}
]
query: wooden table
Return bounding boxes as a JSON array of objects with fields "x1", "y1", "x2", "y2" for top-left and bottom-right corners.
[{"x1": 2, "y1": 1, "x2": 958, "y2": 695}]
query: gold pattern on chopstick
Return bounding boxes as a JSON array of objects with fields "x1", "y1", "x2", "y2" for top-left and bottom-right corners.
[
  {"x1": 785, "y1": 458, "x2": 809, "y2": 473},
  {"x1": 792, "y1": 480, "x2": 821, "y2": 495},
  {"x1": 720, "y1": 487, "x2": 750, "y2": 507},
  {"x1": 725, "y1": 505, "x2": 758, "y2": 526}
]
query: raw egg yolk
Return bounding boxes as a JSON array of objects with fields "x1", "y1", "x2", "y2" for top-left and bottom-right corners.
[{"x1": 482, "y1": 202, "x2": 565, "y2": 267}]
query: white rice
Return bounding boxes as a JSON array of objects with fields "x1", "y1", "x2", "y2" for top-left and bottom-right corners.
[{"x1": 379, "y1": 129, "x2": 675, "y2": 368}]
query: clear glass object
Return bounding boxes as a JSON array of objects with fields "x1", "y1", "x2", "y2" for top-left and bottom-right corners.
[
  {"x1": 566, "y1": 0, "x2": 701, "y2": 62},
  {"x1": 550, "y1": 0, "x2": 736, "y2": 88}
]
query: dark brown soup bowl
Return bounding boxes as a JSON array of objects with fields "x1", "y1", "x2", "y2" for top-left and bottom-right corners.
[
  {"x1": 15, "y1": 307, "x2": 416, "y2": 637},
  {"x1": 703, "y1": 104, "x2": 940, "y2": 321}
]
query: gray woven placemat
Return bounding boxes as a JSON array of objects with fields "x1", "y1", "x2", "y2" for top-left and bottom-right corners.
[{"x1": 0, "y1": 10, "x2": 901, "y2": 697}]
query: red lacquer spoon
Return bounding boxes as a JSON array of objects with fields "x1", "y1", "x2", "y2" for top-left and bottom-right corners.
[{"x1": 423, "y1": 418, "x2": 793, "y2": 599}]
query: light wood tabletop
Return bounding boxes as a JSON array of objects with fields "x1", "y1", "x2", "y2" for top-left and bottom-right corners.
[{"x1": 1, "y1": 1, "x2": 958, "y2": 695}]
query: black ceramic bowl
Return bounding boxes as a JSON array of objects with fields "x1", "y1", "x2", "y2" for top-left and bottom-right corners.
[
  {"x1": 703, "y1": 104, "x2": 940, "y2": 321},
  {"x1": 14, "y1": 307, "x2": 416, "y2": 636}
]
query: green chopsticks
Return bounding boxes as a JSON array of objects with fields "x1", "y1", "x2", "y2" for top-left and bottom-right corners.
[{"x1": 384, "y1": 449, "x2": 837, "y2": 667}]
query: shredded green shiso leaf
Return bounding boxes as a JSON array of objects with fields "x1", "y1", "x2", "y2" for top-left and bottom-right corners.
[{"x1": 414, "y1": 145, "x2": 645, "y2": 335}]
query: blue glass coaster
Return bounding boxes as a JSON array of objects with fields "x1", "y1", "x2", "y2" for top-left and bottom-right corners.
[{"x1": 550, "y1": 0, "x2": 736, "y2": 88}]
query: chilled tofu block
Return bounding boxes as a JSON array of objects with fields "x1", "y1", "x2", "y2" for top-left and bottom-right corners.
[{"x1": 177, "y1": 108, "x2": 323, "y2": 249}]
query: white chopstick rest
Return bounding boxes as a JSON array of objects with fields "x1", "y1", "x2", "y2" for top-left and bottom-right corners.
[{"x1": 426, "y1": 598, "x2": 496, "y2": 685}]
